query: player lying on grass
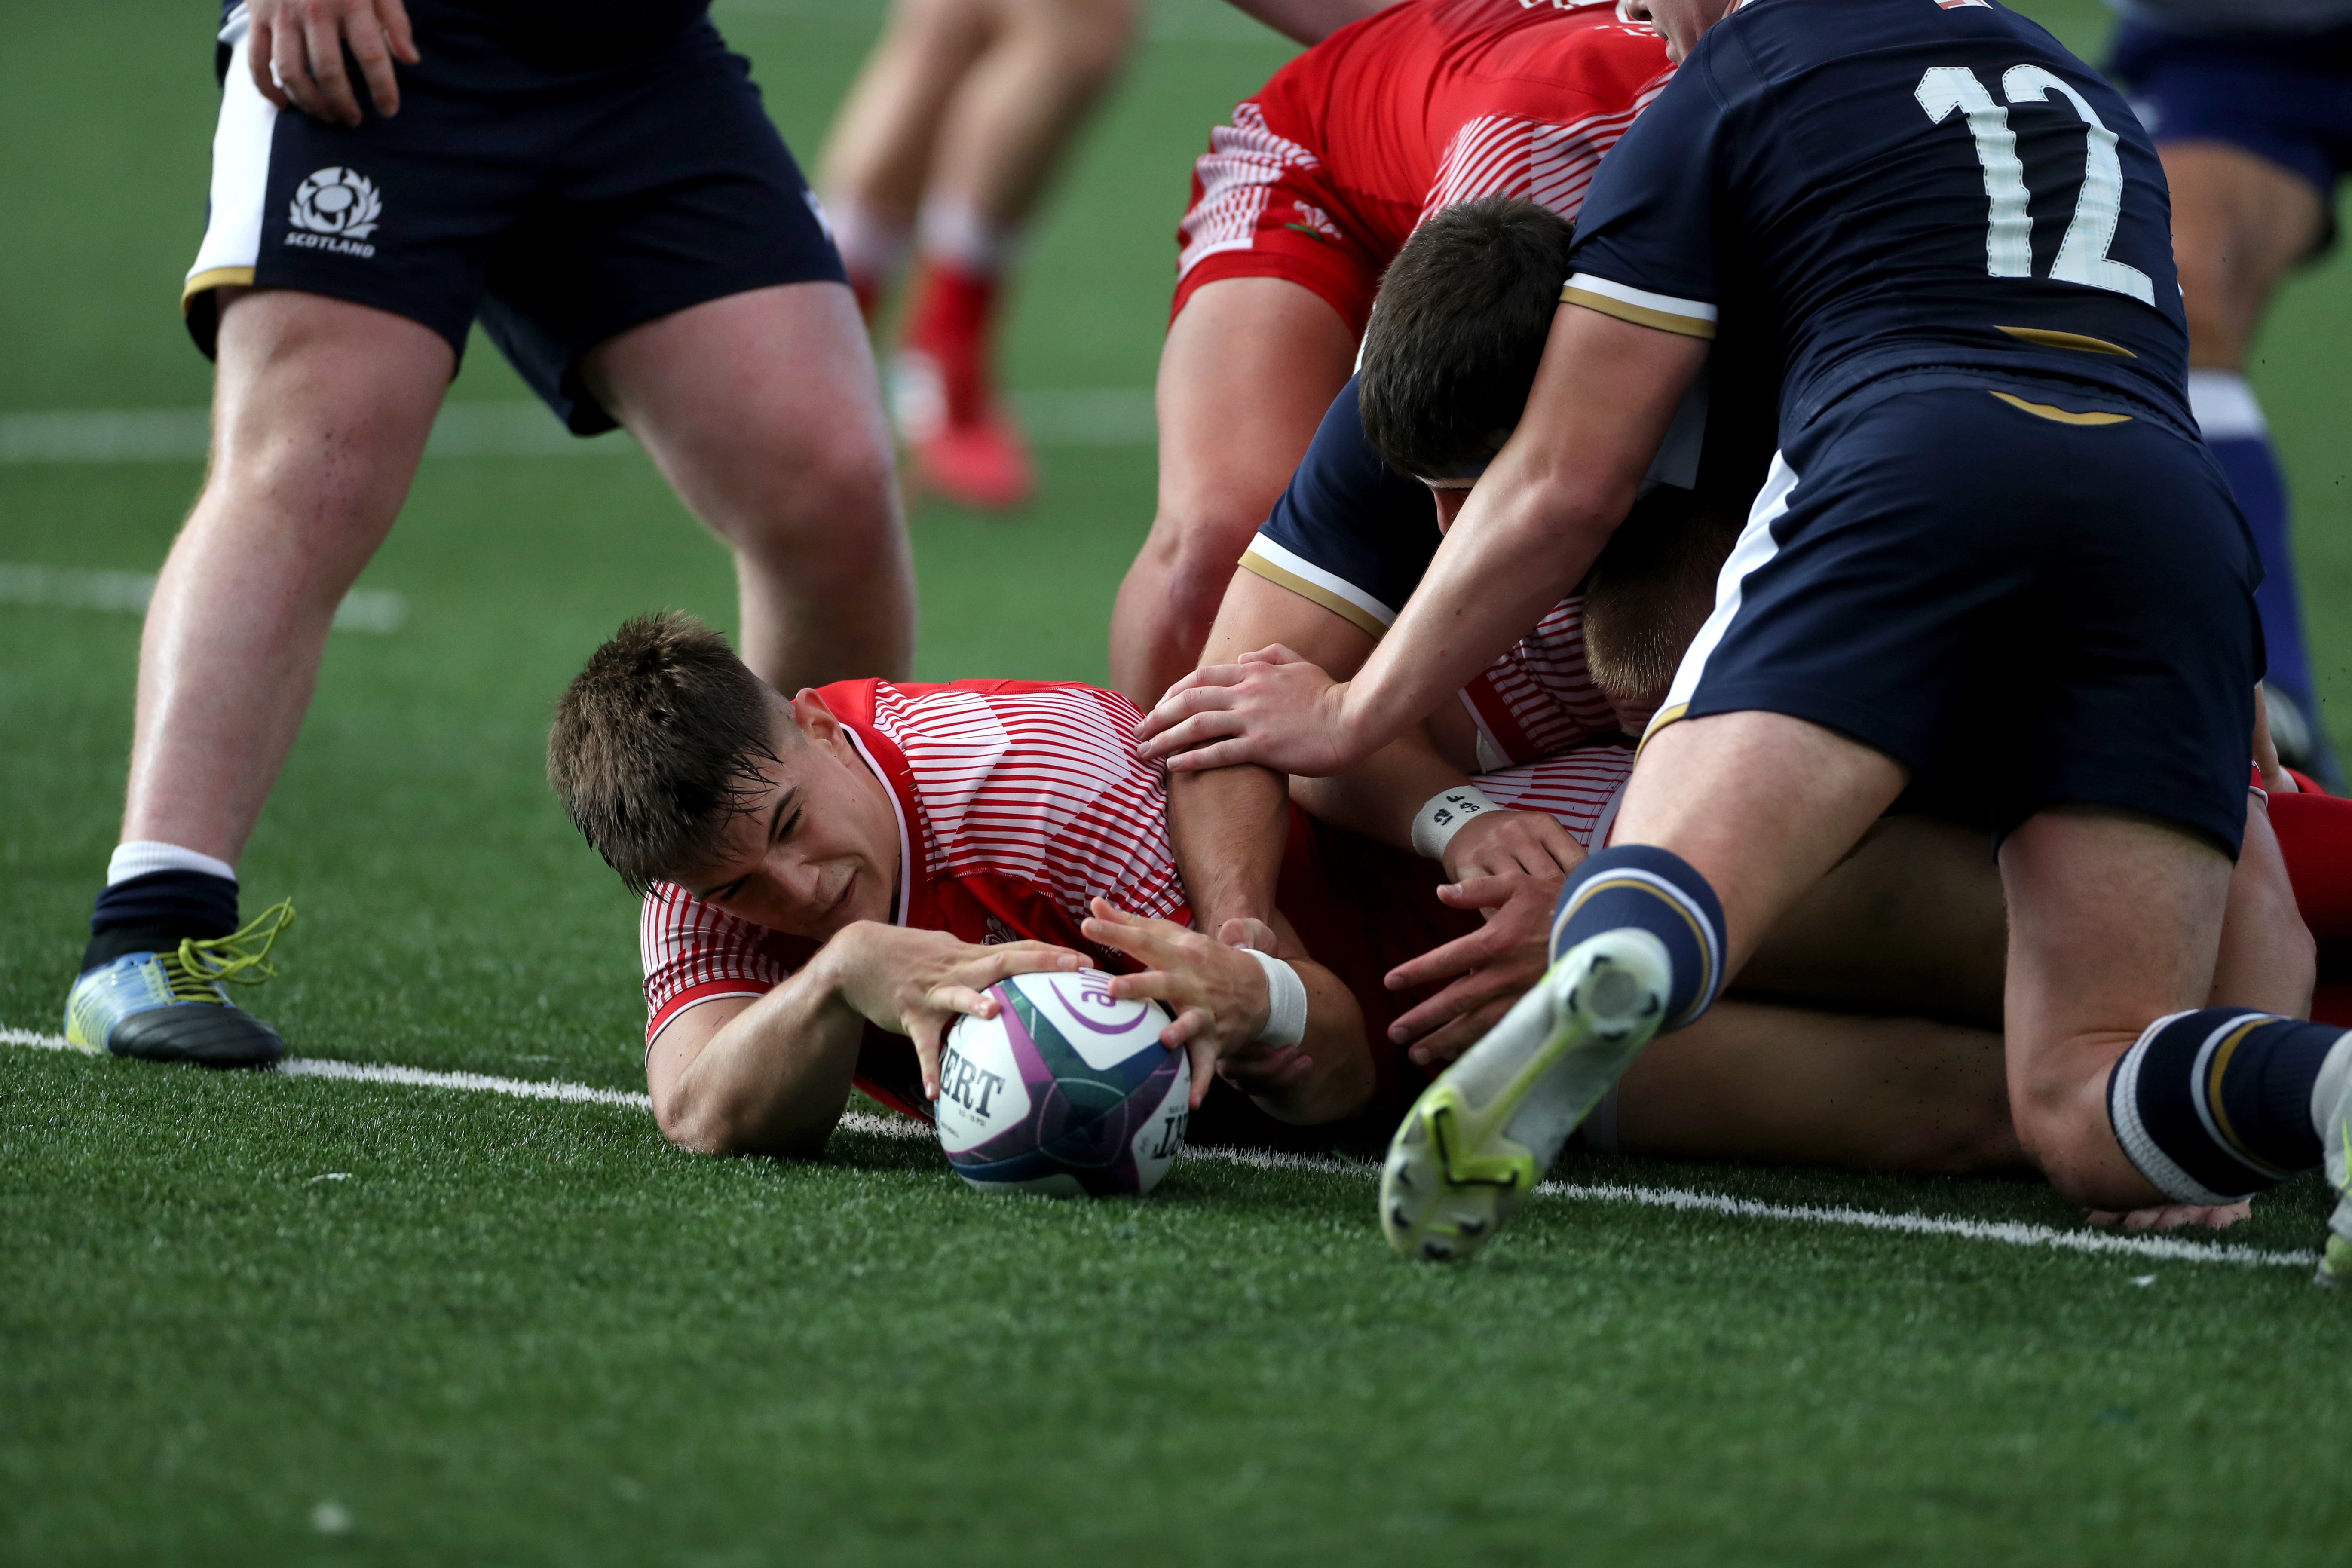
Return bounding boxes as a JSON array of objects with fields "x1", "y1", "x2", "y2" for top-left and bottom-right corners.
[
  {"x1": 1141, "y1": 0, "x2": 2352, "y2": 1271},
  {"x1": 548, "y1": 612, "x2": 2053, "y2": 1178},
  {"x1": 1110, "y1": 0, "x2": 1681, "y2": 701}
]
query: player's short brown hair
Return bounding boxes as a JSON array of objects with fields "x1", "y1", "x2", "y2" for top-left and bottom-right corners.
[
  {"x1": 548, "y1": 611, "x2": 787, "y2": 895},
  {"x1": 1357, "y1": 196, "x2": 1577, "y2": 480}
]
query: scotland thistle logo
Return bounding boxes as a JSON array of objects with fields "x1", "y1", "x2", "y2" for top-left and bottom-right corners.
[{"x1": 284, "y1": 168, "x2": 382, "y2": 255}]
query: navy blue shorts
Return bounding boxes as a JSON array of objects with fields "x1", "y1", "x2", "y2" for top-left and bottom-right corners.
[
  {"x1": 1656, "y1": 372, "x2": 2264, "y2": 854},
  {"x1": 183, "y1": 6, "x2": 843, "y2": 434},
  {"x1": 2109, "y1": 19, "x2": 2352, "y2": 252}
]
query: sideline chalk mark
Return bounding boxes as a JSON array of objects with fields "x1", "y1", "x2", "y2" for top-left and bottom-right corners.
[{"x1": 3, "y1": 1028, "x2": 2318, "y2": 1269}]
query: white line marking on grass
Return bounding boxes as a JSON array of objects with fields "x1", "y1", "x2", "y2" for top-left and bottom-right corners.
[
  {"x1": 0, "y1": 563, "x2": 404, "y2": 633},
  {"x1": 4, "y1": 1028, "x2": 2320, "y2": 1268},
  {"x1": 1528, "y1": 1178, "x2": 2315, "y2": 1269},
  {"x1": 0, "y1": 391, "x2": 1154, "y2": 466}
]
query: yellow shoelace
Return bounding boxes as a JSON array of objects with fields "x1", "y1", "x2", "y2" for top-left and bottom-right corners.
[{"x1": 159, "y1": 900, "x2": 297, "y2": 1005}]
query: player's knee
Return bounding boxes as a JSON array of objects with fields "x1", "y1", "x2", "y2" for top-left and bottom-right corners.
[
  {"x1": 1142, "y1": 506, "x2": 1255, "y2": 619},
  {"x1": 2004, "y1": 1071, "x2": 2122, "y2": 1205},
  {"x1": 732, "y1": 418, "x2": 898, "y2": 553},
  {"x1": 1017, "y1": 0, "x2": 1136, "y2": 83}
]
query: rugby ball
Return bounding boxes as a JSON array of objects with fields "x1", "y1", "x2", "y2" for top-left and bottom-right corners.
[{"x1": 935, "y1": 969, "x2": 1190, "y2": 1197}]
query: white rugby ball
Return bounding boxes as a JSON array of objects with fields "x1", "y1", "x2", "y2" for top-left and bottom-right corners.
[{"x1": 934, "y1": 969, "x2": 1190, "y2": 1197}]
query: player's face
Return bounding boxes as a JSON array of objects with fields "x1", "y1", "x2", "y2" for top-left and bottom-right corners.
[
  {"x1": 1621, "y1": 0, "x2": 1739, "y2": 62},
  {"x1": 674, "y1": 693, "x2": 901, "y2": 940},
  {"x1": 1425, "y1": 480, "x2": 1475, "y2": 533}
]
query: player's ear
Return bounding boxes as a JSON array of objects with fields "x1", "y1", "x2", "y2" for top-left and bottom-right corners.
[{"x1": 787, "y1": 688, "x2": 840, "y2": 747}]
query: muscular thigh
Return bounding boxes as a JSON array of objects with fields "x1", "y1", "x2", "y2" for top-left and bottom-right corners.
[
  {"x1": 1157, "y1": 277, "x2": 1355, "y2": 537},
  {"x1": 1736, "y1": 815, "x2": 2007, "y2": 1030}
]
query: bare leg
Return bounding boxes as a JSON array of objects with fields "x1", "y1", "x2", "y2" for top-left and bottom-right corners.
[
  {"x1": 920, "y1": 0, "x2": 1136, "y2": 232},
  {"x1": 1616, "y1": 1000, "x2": 2021, "y2": 1175},
  {"x1": 817, "y1": 0, "x2": 994, "y2": 231},
  {"x1": 1608, "y1": 710, "x2": 1911, "y2": 972},
  {"x1": 2210, "y1": 793, "x2": 2315, "y2": 1016},
  {"x1": 580, "y1": 282, "x2": 914, "y2": 690},
  {"x1": 122, "y1": 289, "x2": 453, "y2": 862},
  {"x1": 2000, "y1": 808, "x2": 2236, "y2": 1209},
  {"x1": 1109, "y1": 278, "x2": 1356, "y2": 702},
  {"x1": 2162, "y1": 141, "x2": 2328, "y2": 374}
]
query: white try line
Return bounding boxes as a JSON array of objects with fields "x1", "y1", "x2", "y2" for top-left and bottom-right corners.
[
  {"x1": 0, "y1": 563, "x2": 404, "y2": 634},
  {"x1": 0, "y1": 391, "x2": 1154, "y2": 466},
  {"x1": 2, "y1": 1027, "x2": 2318, "y2": 1270}
]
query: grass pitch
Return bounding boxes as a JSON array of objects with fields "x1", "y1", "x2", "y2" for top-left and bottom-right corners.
[{"x1": 5, "y1": 2, "x2": 2352, "y2": 1561}]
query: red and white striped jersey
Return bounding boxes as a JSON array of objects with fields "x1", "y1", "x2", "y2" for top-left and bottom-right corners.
[
  {"x1": 640, "y1": 680, "x2": 1190, "y2": 1050},
  {"x1": 1173, "y1": 0, "x2": 1675, "y2": 333},
  {"x1": 1475, "y1": 742, "x2": 1634, "y2": 850},
  {"x1": 638, "y1": 680, "x2": 1636, "y2": 1118},
  {"x1": 1459, "y1": 597, "x2": 1628, "y2": 771}
]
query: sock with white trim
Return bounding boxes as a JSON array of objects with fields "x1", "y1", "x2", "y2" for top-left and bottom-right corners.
[
  {"x1": 2107, "y1": 1008, "x2": 2347, "y2": 1203},
  {"x1": 83, "y1": 842, "x2": 240, "y2": 971},
  {"x1": 822, "y1": 193, "x2": 911, "y2": 319},
  {"x1": 1547, "y1": 845, "x2": 1727, "y2": 1031},
  {"x1": 916, "y1": 196, "x2": 1017, "y2": 276}
]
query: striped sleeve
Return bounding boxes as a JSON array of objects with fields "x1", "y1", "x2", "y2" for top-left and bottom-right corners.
[
  {"x1": 640, "y1": 882, "x2": 793, "y2": 1044},
  {"x1": 1473, "y1": 744, "x2": 1637, "y2": 849},
  {"x1": 1458, "y1": 597, "x2": 1624, "y2": 767}
]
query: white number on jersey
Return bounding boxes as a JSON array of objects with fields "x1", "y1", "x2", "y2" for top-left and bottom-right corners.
[{"x1": 1914, "y1": 64, "x2": 2156, "y2": 306}]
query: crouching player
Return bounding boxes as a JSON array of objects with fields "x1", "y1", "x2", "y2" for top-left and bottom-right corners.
[
  {"x1": 1112, "y1": 0, "x2": 1679, "y2": 700},
  {"x1": 546, "y1": 612, "x2": 2037, "y2": 1175}
]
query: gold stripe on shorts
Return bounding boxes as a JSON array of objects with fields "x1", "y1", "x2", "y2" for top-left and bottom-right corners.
[{"x1": 1989, "y1": 390, "x2": 2133, "y2": 426}]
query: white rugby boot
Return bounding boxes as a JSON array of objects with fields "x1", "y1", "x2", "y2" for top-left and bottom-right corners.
[
  {"x1": 2314, "y1": 1033, "x2": 2352, "y2": 1287},
  {"x1": 1381, "y1": 930, "x2": 1669, "y2": 1263}
]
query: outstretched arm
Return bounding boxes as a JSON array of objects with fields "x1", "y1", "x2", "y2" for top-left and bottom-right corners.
[
  {"x1": 1140, "y1": 308, "x2": 1709, "y2": 777},
  {"x1": 646, "y1": 924, "x2": 1084, "y2": 1157}
]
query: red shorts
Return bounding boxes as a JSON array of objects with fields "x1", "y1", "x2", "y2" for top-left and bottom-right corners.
[{"x1": 1169, "y1": 0, "x2": 1673, "y2": 337}]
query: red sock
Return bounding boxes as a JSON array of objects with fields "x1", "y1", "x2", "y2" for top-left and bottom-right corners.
[{"x1": 900, "y1": 262, "x2": 1000, "y2": 427}]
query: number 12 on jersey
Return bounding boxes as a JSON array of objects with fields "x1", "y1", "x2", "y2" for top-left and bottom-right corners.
[{"x1": 1916, "y1": 64, "x2": 2154, "y2": 306}]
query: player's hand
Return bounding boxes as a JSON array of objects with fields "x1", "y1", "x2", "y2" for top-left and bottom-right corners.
[
  {"x1": 249, "y1": 0, "x2": 420, "y2": 126},
  {"x1": 824, "y1": 923, "x2": 1085, "y2": 1101},
  {"x1": 1442, "y1": 807, "x2": 1586, "y2": 886},
  {"x1": 1084, "y1": 898, "x2": 1314, "y2": 1109},
  {"x1": 2083, "y1": 1201, "x2": 2251, "y2": 1231},
  {"x1": 1136, "y1": 646, "x2": 1360, "y2": 778},
  {"x1": 2252, "y1": 685, "x2": 2298, "y2": 795},
  {"x1": 1382, "y1": 869, "x2": 1561, "y2": 1068}
]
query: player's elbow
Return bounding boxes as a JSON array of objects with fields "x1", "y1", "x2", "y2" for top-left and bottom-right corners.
[{"x1": 654, "y1": 1082, "x2": 828, "y2": 1161}]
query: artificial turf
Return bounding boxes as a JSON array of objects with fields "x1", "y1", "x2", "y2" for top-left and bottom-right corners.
[{"x1": 4, "y1": 0, "x2": 2352, "y2": 1561}]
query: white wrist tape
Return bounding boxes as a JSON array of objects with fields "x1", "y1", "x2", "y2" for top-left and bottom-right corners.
[
  {"x1": 1410, "y1": 784, "x2": 1498, "y2": 860},
  {"x1": 1237, "y1": 945, "x2": 1308, "y2": 1050}
]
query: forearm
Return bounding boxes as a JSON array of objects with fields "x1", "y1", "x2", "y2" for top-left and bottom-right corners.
[
  {"x1": 1170, "y1": 764, "x2": 1290, "y2": 930},
  {"x1": 1241, "y1": 955, "x2": 1375, "y2": 1125},
  {"x1": 1341, "y1": 489, "x2": 1619, "y2": 760},
  {"x1": 1288, "y1": 726, "x2": 1469, "y2": 855},
  {"x1": 659, "y1": 957, "x2": 867, "y2": 1158}
]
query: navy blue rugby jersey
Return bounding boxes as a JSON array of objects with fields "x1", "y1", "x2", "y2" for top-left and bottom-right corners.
[
  {"x1": 1564, "y1": 0, "x2": 2192, "y2": 435},
  {"x1": 1243, "y1": 379, "x2": 1439, "y2": 635}
]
